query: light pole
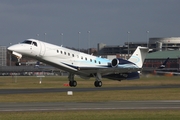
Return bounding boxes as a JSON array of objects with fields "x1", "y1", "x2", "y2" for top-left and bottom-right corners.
[
  {"x1": 36, "y1": 34, "x2": 39, "y2": 39},
  {"x1": 127, "y1": 31, "x2": 130, "y2": 58},
  {"x1": 9, "y1": 43, "x2": 12, "y2": 66},
  {"x1": 146, "y1": 31, "x2": 149, "y2": 47},
  {"x1": 44, "y1": 33, "x2": 46, "y2": 41},
  {"x1": 87, "y1": 31, "x2": 90, "y2": 54},
  {"x1": 78, "y1": 32, "x2": 81, "y2": 51},
  {"x1": 61, "y1": 33, "x2": 63, "y2": 45}
]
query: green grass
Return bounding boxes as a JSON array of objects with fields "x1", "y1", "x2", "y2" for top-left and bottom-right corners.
[
  {"x1": 0, "y1": 88, "x2": 180, "y2": 103},
  {"x1": 0, "y1": 77, "x2": 180, "y2": 102},
  {"x1": 0, "y1": 76, "x2": 180, "y2": 120},
  {"x1": 0, "y1": 76, "x2": 180, "y2": 103},
  {"x1": 0, "y1": 75, "x2": 180, "y2": 89},
  {"x1": 0, "y1": 110, "x2": 180, "y2": 120}
]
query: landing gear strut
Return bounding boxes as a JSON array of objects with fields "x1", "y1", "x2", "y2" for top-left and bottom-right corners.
[
  {"x1": 68, "y1": 73, "x2": 77, "y2": 87},
  {"x1": 15, "y1": 58, "x2": 21, "y2": 66},
  {"x1": 94, "y1": 73, "x2": 102, "y2": 87}
]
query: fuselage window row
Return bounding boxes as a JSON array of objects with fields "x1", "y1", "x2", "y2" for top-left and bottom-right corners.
[{"x1": 57, "y1": 49, "x2": 101, "y2": 64}]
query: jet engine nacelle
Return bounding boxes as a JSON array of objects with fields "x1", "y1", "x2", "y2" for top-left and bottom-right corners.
[
  {"x1": 111, "y1": 58, "x2": 132, "y2": 68},
  {"x1": 111, "y1": 58, "x2": 119, "y2": 67}
]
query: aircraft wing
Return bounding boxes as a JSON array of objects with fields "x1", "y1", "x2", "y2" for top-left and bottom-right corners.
[{"x1": 74, "y1": 66, "x2": 141, "y2": 76}]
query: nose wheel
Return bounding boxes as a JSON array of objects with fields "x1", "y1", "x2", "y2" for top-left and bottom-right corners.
[{"x1": 15, "y1": 62, "x2": 21, "y2": 66}]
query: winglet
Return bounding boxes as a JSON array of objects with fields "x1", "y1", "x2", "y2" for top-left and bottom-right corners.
[{"x1": 128, "y1": 46, "x2": 149, "y2": 68}]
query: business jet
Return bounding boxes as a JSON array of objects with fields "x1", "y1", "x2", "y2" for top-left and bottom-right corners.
[{"x1": 8, "y1": 39, "x2": 149, "y2": 87}]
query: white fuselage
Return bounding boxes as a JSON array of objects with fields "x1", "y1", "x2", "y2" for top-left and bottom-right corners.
[
  {"x1": 8, "y1": 39, "x2": 149, "y2": 87},
  {"x1": 8, "y1": 39, "x2": 111, "y2": 74},
  {"x1": 8, "y1": 39, "x2": 142, "y2": 77}
]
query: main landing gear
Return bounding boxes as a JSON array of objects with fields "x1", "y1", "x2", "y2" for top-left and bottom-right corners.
[
  {"x1": 68, "y1": 73, "x2": 103, "y2": 87},
  {"x1": 94, "y1": 73, "x2": 102, "y2": 87},
  {"x1": 69, "y1": 81, "x2": 77, "y2": 87},
  {"x1": 94, "y1": 81, "x2": 102, "y2": 87},
  {"x1": 68, "y1": 73, "x2": 77, "y2": 87}
]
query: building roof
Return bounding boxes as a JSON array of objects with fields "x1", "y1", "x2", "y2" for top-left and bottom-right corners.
[{"x1": 146, "y1": 50, "x2": 180, "y2": 59}]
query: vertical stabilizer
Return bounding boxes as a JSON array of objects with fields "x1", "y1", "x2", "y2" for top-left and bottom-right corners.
[{"x1": 128, "y1": 46, "x2": 149, "y2": 68}]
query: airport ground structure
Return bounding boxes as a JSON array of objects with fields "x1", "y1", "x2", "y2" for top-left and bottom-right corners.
[
  {"x1": 0, "y1": 66, "x2": 65, "y2": 76},
  {"x1": 0, "y1": 46, "x2": 7, "y2": 66},
  {"x1": 98, "y1": 37, "x2": 180, "y2": 74},
  {"x1": 1, "y1": 37, "x2": 180, "y2": 76}
]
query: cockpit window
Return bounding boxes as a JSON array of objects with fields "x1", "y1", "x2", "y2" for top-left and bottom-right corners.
[
  {"x1": 32, "y1": 42, "x2": 37, "y2": 46},
  {"x1": 22, "y1": 40, "x2": 32, "y2": 44},
  {"x1": 21, "y1": 40, "x2": 38, "y2": 47}
]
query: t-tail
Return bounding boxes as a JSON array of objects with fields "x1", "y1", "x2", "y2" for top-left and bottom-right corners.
[{"x1": 128, "y1": 46, "x2": 149, "y2": 68}]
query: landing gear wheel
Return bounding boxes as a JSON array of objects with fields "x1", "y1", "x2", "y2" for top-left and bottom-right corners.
[
  {"x1": 69, "y1": 81, "x2": 77, "y2": 87},
  {"x1": 15, "y1": 62, "x2": 21, "y2": 66},
  {"x1": 94, "y1": 81, "x2": 102, "y2": 87},
  {"x1": 94, "y1": 81, "x2": 98, "y2": 87}
]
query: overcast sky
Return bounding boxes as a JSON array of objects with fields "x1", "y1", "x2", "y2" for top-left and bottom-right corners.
[{"x1": 1, "y1": 0, "x2": 180, "y2": 48}]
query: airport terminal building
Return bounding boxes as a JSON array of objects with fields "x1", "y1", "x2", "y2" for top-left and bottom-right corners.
[
  {"x1": 98, "y1": 37, "x2": 180, "y2": 56},
  {"x1": 149, "y1": 37, "x2": 180, "y2": 51},
  {"x1": 97, "y1": 37, "x2": 180, "y2": 73},
  {"x1": 0, "y1": 46, "x2": 7, "y2": 66}
]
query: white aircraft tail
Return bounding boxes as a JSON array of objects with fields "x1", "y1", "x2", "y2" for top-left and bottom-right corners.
[{"x1": 128, "y1": 46, "x2": 149, "y2": 68}]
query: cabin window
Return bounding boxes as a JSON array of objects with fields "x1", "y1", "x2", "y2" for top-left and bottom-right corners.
[
  {"x1": 99, "y1": 61, "x2": 101, "y2": 64},
  {"x1": 90, "y1": 59, "x2": 92, "y2": 62},
  {"x1": 64, "y1": 52, "x2": 66, "y2": 55},
  {"x1": 68, "y1": 53, "x2": 70, "y2": 56},
  {"x1": 57, "y1": 50, "x2": 59, "y2": 53},
  {"x1": 72, "y1": 54, "x2": 74, "y2": 57},
  {"x1": 81, "y1": 56, "x2": 83, "y2": 59},
  {"x1": 94, "y1": 60, "x2": 97, "y2": 63},
  {"x1": 61, "y1": 51, "x2": 63, "y2": 54},
  {"x1": 85, "y1": 57, "x2": 87, "y2": 60}
]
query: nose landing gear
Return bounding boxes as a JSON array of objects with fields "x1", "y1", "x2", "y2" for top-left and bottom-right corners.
[
  {"x1": 15, "y1": 62, "x2": 21, "y2": 66},
  {"x1": 15, "y1": 58, "x2": 21, "y2": 66}
]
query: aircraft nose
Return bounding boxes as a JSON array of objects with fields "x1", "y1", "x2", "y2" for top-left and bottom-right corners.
[
  {"x1": 8, "y1": 45, "x2": 16, "y2": 51},
  {"x1": 8, "y1": 44, "x2": 21, "y2": 52}
]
